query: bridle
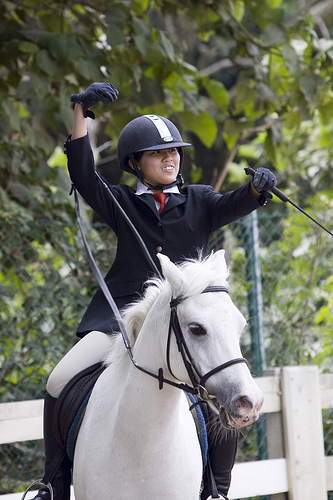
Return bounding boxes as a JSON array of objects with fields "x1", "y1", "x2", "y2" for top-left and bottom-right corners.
[
  {"x1": 121, "y1": 284, "x2": 249, "y2": 405},
  {"x1": 165, "y1": 285, "x2": 249, "y2": 401}
]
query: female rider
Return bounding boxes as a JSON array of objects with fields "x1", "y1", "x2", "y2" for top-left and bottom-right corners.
[{"x1": 33, "y1": 82, "x2": 276, "y2": 500}]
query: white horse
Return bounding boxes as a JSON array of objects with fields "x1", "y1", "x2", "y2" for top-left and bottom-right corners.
[{"x1": 73, "y1": 250, "x2": 264, "y2": 500}]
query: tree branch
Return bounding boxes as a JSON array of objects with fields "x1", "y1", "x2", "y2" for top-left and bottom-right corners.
[{"x1": 198, "y1": 56, "x2": 254, "y2": 77}]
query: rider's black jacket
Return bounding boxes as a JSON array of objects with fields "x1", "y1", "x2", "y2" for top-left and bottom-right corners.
[{"x1": 65, "y1": 134, "x2": 262, "y2": 337}]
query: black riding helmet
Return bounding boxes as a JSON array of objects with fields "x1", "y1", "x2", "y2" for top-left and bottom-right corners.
[{"x1": 117, "y1": 115, "x2": 191, "y2": 190}]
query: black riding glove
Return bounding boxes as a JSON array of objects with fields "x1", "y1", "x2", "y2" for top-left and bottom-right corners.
[
  {"x1": 252, "y1": 167, "x2": 276, "y2": 193},
  {"x1": 70, "y1": 82, "x2": 119, "y2": 119},
  {"x1": 251, "y1": 167, "x2": 276, "y2": 203}
]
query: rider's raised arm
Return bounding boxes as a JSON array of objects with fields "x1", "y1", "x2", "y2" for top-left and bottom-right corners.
[{"x1": 72, "y1": 103, "x2": 87, "y2": 140}]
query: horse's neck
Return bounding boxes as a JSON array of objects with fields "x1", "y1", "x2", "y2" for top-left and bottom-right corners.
[
  {"x1": 106, "y1": 343, "x2": 181, "y2": 413},
  {"x1": 89, "y1": 355, "x2": 189, "y2": 462},
  {"x1": 96, "y1": 319, "x2": 184, "y2": 425}
]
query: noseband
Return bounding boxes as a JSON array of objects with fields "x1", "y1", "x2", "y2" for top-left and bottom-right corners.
[{"x1": 166, "y1": 285, "x2": 248, "y2": 400}]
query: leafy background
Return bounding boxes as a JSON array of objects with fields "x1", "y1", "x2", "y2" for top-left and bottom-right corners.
[{"x1": 1, "y1": 0, "x2": 333, "y2": 495}]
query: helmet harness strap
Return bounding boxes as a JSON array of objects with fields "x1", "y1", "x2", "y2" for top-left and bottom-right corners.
[{"x1": 128, "y1": 152, "x2": 143, "y2": 182}]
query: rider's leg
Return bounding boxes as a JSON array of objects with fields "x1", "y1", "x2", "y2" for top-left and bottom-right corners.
[
  {"x1": 201, "y1": 431, "x2": 238, "y2": 499},
  {"x1": 200, "y1": 403, "x2": 238, "y2": 500},
  {"x1": 32, "y1": 392, "x2": 72, "y2": 500},
  {"x1": 46, "y1": 330, "x2": 112, "y2": 398},
  {"x1": 33, "y1": 331, "x2": 112, "y2": 500}
]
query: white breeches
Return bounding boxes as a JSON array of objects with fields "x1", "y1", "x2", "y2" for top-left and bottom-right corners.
[{"x1": 46, "y1": 331, "x2": 112, "y2": 398}]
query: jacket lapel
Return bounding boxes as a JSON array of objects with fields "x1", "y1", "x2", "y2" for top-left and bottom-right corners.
[
  {"x1": 137, "y1": 193, "x2": 156, "y2": 211},
  {"x1": 137, "y1": 192, "x2": 186, "y2": 214},
  {"x1": 163, "y1": 193, "x2": 186, "y2": 212}
]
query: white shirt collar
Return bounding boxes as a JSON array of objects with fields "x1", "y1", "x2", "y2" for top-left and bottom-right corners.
[{"x1": 135, "y1": 181, "x2": 180, "y2": 196}]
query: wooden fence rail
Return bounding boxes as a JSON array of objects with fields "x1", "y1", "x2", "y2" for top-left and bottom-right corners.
[{"x1": 1, "y1": 366, "x2": 333, "y2": 499}]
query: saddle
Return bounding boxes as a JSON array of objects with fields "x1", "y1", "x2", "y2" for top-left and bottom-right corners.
[
  {"x1": 52, "y1": 362, "x2": 208, "y2": 467},
  {"x1": 53, "y1": 362, "x2": 106, "y2": 461}
]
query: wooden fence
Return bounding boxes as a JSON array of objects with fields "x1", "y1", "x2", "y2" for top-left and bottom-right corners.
[{"x1": 1, "y1": 365, "x2": 333, "y2": 499}]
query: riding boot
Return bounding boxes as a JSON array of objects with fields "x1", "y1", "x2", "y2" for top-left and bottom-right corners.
[
  {"x1": 201, "y1": 426, "x2": 238, "y2": 500},
  {"x1": 32, "y1": 392, "x2": 72, "y2": 500}
]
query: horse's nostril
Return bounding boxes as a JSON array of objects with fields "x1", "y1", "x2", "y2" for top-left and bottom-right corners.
[
  {"x1": 243, "y1": 395, "x2": 254, "y2": 409},
  {"x1": 234, "y1": 395, "x2": 254, "y2": 412}
]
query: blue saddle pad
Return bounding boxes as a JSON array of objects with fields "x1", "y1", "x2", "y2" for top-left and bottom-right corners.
[
  {"x1": 186, "y1": 392, "x2": 208, "y2": 467},
  {"x1": 66, "y1": 389, "x2": 93, "y2": 461}
]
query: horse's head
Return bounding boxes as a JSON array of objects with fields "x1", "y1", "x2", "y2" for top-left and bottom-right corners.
[{"x1": 157, "y1": 250, "x2": 264, "y2": 431}]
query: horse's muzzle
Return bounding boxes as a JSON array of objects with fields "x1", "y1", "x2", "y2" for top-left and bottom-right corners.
[
  {"x1": 212, "y1": 392, "x2": 264, "y2": 430},
  {"x1": 227, "y1": 394, "x2": 264, "y2": 429}
]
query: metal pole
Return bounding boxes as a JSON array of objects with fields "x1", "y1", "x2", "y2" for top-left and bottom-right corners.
[
  {"x1": 242, "y1": 211, "x2": 268, "y2": 464},
  {"x1": 242, "y1": 211, "x2": 266, "y2": 376}
]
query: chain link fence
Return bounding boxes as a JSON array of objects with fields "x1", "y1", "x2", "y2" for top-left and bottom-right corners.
[{"x1": 1, "y1": 201, "x2": 333, "y2": 495}]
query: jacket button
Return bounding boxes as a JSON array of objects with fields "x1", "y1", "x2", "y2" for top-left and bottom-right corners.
[
  {"x1": 156, "y1": 246, "x2": 162, "y2": 253},
  {"x1": 157, "y1": 222, "x2": 162, "y2": 227}
]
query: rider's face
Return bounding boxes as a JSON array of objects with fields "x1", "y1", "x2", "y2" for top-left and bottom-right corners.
[{"x1": 134, "y1": 148, "x2": 180, "y2": 188}]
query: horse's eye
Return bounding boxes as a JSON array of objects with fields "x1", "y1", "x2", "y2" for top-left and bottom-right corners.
[{"x1": 189, "y1": 323, "x2": 207, "y2": 336}]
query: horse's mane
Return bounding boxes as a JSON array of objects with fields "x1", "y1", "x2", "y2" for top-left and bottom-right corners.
[{"x1": 104, "y1": 251, "x2": 230, "y2": 367}]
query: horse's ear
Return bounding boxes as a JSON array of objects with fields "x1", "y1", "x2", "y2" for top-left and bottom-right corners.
[
  {"x1": 207, "y1": 249, "x2": 230, "y2": 283},
  {"x1": 212, "y1": 249, "x2": 227, "y2": 273},
  {"x1": 157, "y1": 253, "x2": 185, "y2": 293}
]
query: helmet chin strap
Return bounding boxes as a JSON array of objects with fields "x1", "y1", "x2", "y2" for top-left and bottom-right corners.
[{"x1": 143, "y1": 174, "x2": 184, "y2": 191}]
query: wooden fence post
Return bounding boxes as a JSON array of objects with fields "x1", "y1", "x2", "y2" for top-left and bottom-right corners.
[{"x1": 281, "y1": 366, "x2": 327, "y2": 500}]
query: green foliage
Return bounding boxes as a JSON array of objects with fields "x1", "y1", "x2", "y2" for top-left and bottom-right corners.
[
  {"x1": 1, "y1": 0, "x2": 333, "y2": 211},
  {"x1": 258, "y1": 197, "x2": 333, "y2": 369},
  {"x1": 0, "y1": 220, "x2": 117, "y2": 404},
  {"x1": 2, "y1": 0, "x2": 333, "y2": 494}
]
